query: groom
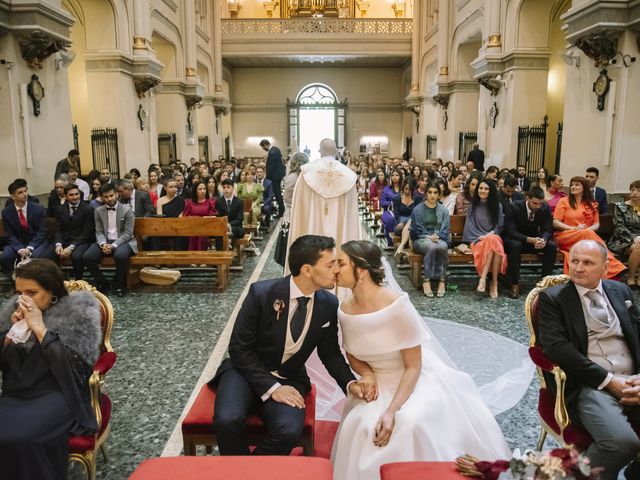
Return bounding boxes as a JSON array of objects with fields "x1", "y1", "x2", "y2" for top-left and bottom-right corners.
[{"x1": 210, "y1": 235, "x2": 362, "y2": 455}]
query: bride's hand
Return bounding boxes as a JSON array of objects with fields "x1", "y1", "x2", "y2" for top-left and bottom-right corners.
[
  {"x1": 358, "y1": 372, "x2": 378, "y2": 402},
  {"x1": 373, "y1": 411, "x2": 395, "y2": 447}
]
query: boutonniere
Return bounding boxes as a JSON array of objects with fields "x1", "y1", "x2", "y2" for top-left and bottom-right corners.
[{"x1": 273, "y1": 299, "x2": 286, "y2": 320}]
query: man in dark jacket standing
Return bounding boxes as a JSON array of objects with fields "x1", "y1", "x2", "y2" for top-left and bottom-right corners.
[
  {"x1": 261, "y1": 139, "x2": 285, "y2": 218},
  {"x1": 467, "y1": 143, "x2": 485, "y2": 172}
]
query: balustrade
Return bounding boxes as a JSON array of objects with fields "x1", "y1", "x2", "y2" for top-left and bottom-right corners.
[{"x1": 221, "y1": 17, "x2": 412, "y2": 35}]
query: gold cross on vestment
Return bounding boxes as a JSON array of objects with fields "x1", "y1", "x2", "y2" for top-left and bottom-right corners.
[{"x1": 316, "y1": 161, "x2": 342, "y2": 188}]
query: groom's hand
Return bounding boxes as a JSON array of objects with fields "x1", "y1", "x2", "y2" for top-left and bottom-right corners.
[
  {"x1": 347, "y1": 382, "x2": 365, "y2": 400},
  {"x1": 271, "y1": 385, "x2": 305, "y2": 409}
]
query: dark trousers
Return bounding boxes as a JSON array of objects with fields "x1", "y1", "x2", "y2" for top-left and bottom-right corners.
[
  {"x1": 215, "y1": 227, "x2": 245, "y2": 251},
  {"x1": 0, "y1": 391, "x2": 75, "y2": 480},
  {"x1": 83, "y1": 242, "x2": 134, "y2": 289},
  {"x1": 57, "y1": 241, "x2": 90, "y2": 279},
  {"x1": 1, "y1": 242, "x2": 55, "y2": 278},
  {"x1": 504, "y1": 238, "x2": 557, "y2": 285},
  {"x1": 576, "y1": 387, "x2": 640, "y2": 480},
  {"x1": 270, "y1": 178, "x2": 284, "y2": 218},
  {"x1": 261, "y1": 205, "x2": 272, "y2": 227},
  {"x1": 213, "y1": 367, "x2": 305, "y2": 456}
]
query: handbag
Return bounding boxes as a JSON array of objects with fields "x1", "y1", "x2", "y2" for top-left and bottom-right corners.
[{"x1": 274, "y1": 222, "x2": 289, "y2": 267}]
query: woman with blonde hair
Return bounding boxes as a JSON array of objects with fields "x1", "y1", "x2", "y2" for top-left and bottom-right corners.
[
  {"x1": 282, "y1": 152, "x2": 309, "y2": 223},
  {"x1": 135, "y1": 176, "x2": 157, "y2": 207}
]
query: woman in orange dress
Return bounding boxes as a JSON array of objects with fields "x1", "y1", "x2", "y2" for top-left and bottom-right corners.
[{"x1": 553, "y1": 176, "x2": 625, "y2": 278}]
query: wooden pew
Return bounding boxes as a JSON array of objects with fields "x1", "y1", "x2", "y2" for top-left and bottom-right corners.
[
  {"x1": 1, "y1": 217, "x2": 235, "y2": 292},
  {"x1": 405, "y1": 214, "x2": 615, "y2": 290},
  {"x1": 131, "y1": 217, "x2": 234, "y2": 292}
]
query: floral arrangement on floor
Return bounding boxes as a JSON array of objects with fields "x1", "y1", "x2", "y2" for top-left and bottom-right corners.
[{"x1": 455, "y1": 448, "x2": 603, "y2": 480}]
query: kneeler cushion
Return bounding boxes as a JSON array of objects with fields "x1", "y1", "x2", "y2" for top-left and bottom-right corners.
[
  {"x1": 129, "y1": 456, "x2": 333, "y2": 480},
  {"x1": 380, "y1": 462, "x2": 466, "y2": 479}
]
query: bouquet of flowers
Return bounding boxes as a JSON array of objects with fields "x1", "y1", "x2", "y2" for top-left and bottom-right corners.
[{"x1": 455, "y1": 448, "x2": 603, "y2": 480}]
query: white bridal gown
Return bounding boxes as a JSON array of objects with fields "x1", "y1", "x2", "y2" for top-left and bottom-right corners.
[{"x1": 331, "y1": 293, "x2": 511, "y2": 480}]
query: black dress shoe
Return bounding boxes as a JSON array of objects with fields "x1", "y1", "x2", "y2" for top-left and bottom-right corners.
[
  {"x1": 508, "y1": 284, "x2": 521, "y2": 299},
  {"x1": 114, "y1": 287, "x2": 126, "y2": 297},
  {"x1": 97, "y1": 284, "x2": 111, "y2": 295}
]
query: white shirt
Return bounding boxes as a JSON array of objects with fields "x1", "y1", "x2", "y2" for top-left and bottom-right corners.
[
  {"x1": 14, "y1": 203, "x2": 33, "y2": 251},
  {"x1": 105, "y1": 205, "x2": 118, "y2": 243},
  {"x1": 14, "y1": 203, "x2": 27, "y2": 219},
  {"x1": 574, "y1": 281, "x2": 623, "y2": 389},
  {"x1": 262, "y1": 277, "x2": 314, "y2": 401},
  {"x1": 75, "y1": 178, "x2": 90, "y2": 200}
]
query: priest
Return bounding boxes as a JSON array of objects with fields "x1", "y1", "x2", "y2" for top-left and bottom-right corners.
[{"x1": 285, "y1": 138, "x2": 362, "y2": 275}]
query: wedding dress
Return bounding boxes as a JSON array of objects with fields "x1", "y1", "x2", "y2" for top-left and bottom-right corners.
[{"x1": 331, "y1": 293, "x2": 512, "y2": 480}]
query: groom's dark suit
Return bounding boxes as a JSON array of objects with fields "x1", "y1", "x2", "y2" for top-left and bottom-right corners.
[{"x1": 210, "y1": 275, "x2": 355, "y2": 455}]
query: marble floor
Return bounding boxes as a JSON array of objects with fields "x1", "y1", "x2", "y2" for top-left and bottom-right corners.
[{"x1": 2, "y1": 221, "x2": 637, "y2": 479}]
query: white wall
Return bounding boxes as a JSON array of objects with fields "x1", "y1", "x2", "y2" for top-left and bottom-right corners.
[
  {"x1": 230, "y1": 66, "x2": 405, "y2": 158},
  {"x1": 0, "y1": 35, "x2": 74, "y2": 196}
]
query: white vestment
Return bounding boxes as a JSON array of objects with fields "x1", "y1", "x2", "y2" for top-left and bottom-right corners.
[{"x1": 285, "y1": 157, "x2": 362, "y2": 273}]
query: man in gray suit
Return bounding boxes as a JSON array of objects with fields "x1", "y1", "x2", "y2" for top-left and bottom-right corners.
[
  {"x1": 83, "y1": 183, "x2": 138, "y2": 297},
  {"x1": 539, "y1": 240, "x2": 640, "y2": 479}
]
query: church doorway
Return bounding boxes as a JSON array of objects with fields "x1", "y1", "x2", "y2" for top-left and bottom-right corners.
[{"x1": 288, "y1": 84, "x2": 346, "y2": 160}]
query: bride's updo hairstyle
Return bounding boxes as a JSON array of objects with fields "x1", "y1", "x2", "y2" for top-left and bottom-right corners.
[{"x1": 341, "y1": 240, "x2": 385, "y2": 286}]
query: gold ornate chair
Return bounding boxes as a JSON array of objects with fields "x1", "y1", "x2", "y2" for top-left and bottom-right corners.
[
  {"x1": 65, "y1": 280, "x2": 116, "y2": 480},
  {"x1": 525, "y1": 274, "x2": 595, "y2": 451}
]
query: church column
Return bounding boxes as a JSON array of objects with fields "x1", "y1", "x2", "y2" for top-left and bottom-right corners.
[
  {"x1": 477, "y1": 52, "x2": 549, "y2": 169},
  {"x1": 211, "y1": 0, "x2": 228, "y2": 159},
  {"x1": 184, "y1": 0, "x2": 197, "y2": 80},
  {"x1": 437, "y1": 0, "x2": 449, "y2": 83},
  {"x1": 433, "y1": 0, "x2": 455, "y2": 160},
  {"x1": 410, "y1": 0, "x2": 421, "y2": 94},
  {"x1": 407, "y1": 0, "x2": 424, "y2": 160},
  {"x1": 486, "y1": 0, "x2": 502, "y2": 54},
  {"x1": 133, "y1": 0, "x2": 151, "y2": 53}
]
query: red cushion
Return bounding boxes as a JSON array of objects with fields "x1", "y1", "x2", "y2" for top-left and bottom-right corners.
[
  {"x1": 129, "y1": 456, "x2": 333, "y2": 480},
  {"x1": 182, "y1": 384, "x2": 316, "y2": 437},
  {"x1": 290, "y1": 420, "x2": 340, "y2": 458},
  {"x1": 380, "y1": 462, "x2": 466, "y2": 480},
  {"x1": 528, "y1": 346, "x2": 556, "y2": 372},
  {"x1": 94, "y1": 351, "x2": 117, "y2": 375},
  {"x1": 538, "y1": 388, "x2": 592, "y2": 451},
  {"x1": 69, "y1": 393, "x2": 112, "y2": 454}
]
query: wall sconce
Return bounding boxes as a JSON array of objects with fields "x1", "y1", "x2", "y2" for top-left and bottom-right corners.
[
  {"x1": 388, "y1": 0, "x2": 405, "y2": 18},
  {"x1": 227, "y1": 0, "x2": 241, "y2": 18},
  {"x1": 262, "y1": 0, "x2": 279, "y2": 18},
  {"x1": 356, "y1": 1, "x2": 370, "y2": 17}
]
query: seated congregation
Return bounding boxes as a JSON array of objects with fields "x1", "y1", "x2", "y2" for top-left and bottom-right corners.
[{"x1": 2, "y1": 148, "x2": 640, "y2": 480}]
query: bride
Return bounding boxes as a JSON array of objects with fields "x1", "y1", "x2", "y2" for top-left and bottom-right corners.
[{"x1": 331, "y1": 240, "x2": 511, "y2": 480}]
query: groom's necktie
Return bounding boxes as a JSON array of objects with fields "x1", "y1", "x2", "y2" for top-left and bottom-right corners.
[{"x1": 291, "y1": 296, "x2": 310, "y2": 342}]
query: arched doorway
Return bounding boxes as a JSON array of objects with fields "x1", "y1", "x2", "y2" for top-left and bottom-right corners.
[{"x1": 287, "y1": 84, "x2": 346, "y2": 160}]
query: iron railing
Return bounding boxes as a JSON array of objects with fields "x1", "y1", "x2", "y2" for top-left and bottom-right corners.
[
  {"x1": 555, "y1": 122, "x2": 563, "y2": 174},
  {"x1": 91, "y1": 128, "x2": 120, "y2": 179},
  {"x1": 199, "y1": 136, "x2": 209, "y2": 163},
  {"x1": 517, "y1": 116, "x2": 549, "y2": 179},
  {"x1": 458, "y1": 131, "x2": 478, "y2": 162},
  {"x1": 426, "y1": 135, "x2": 437, "y2": 160},
  {"x1": 158, "y1": 133, "x2": 177, "y2": 168},
  {"x1": 72, "y1": 124, "x2": 79, "y2": 152}
]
